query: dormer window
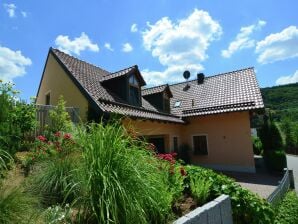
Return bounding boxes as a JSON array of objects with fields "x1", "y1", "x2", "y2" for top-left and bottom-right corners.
[
  {"x1": 174, "y1": 101, "x2": 181, "y2": 107},
  {"x1": 163, "y1": 93, "x2": 170, "y2": 113},
  {"x1": 128, "y1": 74, "x2": 141, "y2": 106}
]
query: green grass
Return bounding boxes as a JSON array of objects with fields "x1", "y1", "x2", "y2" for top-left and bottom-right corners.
[
  {"x1": 74, "y1": 123, "x2": 173, "y2": 224},
  {"x1": 274, "y1": 191, "x2": 298, "y2": 224}
]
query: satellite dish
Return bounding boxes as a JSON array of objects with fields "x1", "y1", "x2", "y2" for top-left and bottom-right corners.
[{"x1": 183, "y1": 70, "x2": 190, "y2": 80}]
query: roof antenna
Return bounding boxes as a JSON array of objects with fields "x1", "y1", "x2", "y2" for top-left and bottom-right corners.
[{"x1": 183, "y1": 70, "x2": 191, "y2": 91}]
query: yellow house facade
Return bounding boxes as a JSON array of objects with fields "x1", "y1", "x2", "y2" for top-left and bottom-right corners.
[{"x1": 36, "y1": 48, "x2": 264, "y2": 173}]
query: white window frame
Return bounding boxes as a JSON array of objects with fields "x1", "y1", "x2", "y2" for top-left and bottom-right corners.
[{"x1": 191, "y1": 134, "x2": 209, "y2": 156}]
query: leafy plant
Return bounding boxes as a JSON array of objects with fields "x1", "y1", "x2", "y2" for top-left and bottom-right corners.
[
  {"x1": 252, "y1": 136, "x2": 263, "y2": 155},
  {"x1": 263, "y1": 150, "x2": 287, "y2": 172},
  {"x1": 185, "y1": 165, "x2": 274, "y2": 224},
  {"x1": 74, "y1": 123, "x2": 172, "y2": 224},
  {"x1": 274, "y1": 191, "x2": 298, "y2": 224},
  {"x1": 44, "y1": 204, "x2": 73, "y2": 224},
  {"x1": 48, "y1": 96, "x2": 72, "y2": 134},
  {"x1": 189, "y1": 175, "x2": 211, "y2": 205}
]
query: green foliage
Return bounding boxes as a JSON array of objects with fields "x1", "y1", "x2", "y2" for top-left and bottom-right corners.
[
  {"x1": 258, "y1": 114, "x2": 283, "y2": 152},
  {"x1": 185, "y1": 166, "x2": 274, "y2": 224},
  {"x1": 29, "y1": 157, "x2": 78, "y2": 206},
  {"x1": 44, "y1": 204, "x2": 73, "y2": 224},
  {"x1": 252, "y1": 136, "x2": 263, "y2": 155},
  {"x1": 48, "y1": 96, "x2": 72, "y2": 134},
  {"x1": 0, "y1": 149, "x2": 13, "y2": 173},
  {"x1": 189, "y1": 175, "x2": 211, "y2": 205},
  {"x1": 263, "y1": 150, "x2": 287, "y2": 172},
  {"x1": 274, "y1": 190, "x2": 298, "y2": 224},
  {"x1": 75, "y1": 123, "x2": 172, "y2": 224},
  {"x1": 0, "y1": 81, "x2": 37, "y2": 154},
  {"x1": 0, "y1": 186, "x2": 38, "y2": 224}
]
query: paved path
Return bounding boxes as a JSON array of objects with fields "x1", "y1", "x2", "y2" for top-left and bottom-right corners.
[
  {"x1": 222, "y1": 171, "x2": 281, "y2": 199},
  {"x1": 287, "y1": 154, "x2": 298, "y2": 193}
]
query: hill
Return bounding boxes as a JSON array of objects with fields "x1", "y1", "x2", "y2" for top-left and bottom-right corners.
[{"x1": 261, "y1": 82, "x2": 298, "y2": 121}]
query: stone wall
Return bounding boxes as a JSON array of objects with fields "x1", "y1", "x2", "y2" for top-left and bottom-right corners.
[{"x1": 174, "y1": 195, "x2": 233, "y2": 224}]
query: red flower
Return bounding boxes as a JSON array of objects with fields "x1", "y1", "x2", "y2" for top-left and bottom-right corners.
[
  {"x1": 180, "y1": 166, "x2": 187, "y2": 176},
  {"x1": 37, "y1": 135, "x2": 47, "y2": 142},
  {"x1": 54, "y1": 131, "x2": 61, "y2": 137},
  {"x1": 63, "y1": 133, "x2": 71, "y2": 140}
]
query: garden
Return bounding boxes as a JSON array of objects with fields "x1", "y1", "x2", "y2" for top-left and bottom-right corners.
[{"x1": 0, "y1": 80, "x2": 296, "y2": 224}]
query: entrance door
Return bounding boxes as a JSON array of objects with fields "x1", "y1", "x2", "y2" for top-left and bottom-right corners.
[{"x1": 148, "y1": 137, "x2": 165, "y2": 154}]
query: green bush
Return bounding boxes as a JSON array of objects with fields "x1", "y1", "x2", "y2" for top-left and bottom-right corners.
[
  {"x1": 263, "y1": 150, "x2": 287, "y2": 172},
  {"x1": 185, "y1": 166, "x2": 274, "y2": 224},
  {"x1": 47, "y1": 96, "x2": 72, "y2": 134},
  {"x1": 274, "y1": 191, "x2": 298, "y2": 224},
  {"x1": 252, "y1": 136, "x2": 263, "y2": 155},
  {"x1": 74, "y1": 123, "x2": 172, "y2": 224}
]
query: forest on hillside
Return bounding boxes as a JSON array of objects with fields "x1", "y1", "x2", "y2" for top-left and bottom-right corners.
[{"x1": 261, "y1": 82, "x2": 298, "y2": 122}]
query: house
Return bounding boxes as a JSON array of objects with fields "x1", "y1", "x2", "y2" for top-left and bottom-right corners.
[{"x1": 36, "y1": 48, "x2": 264, "y2": 173}]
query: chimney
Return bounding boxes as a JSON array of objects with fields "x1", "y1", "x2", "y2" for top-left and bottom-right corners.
[{"x1": 197, "y1": 73, "x2": 205, "y2": 84}]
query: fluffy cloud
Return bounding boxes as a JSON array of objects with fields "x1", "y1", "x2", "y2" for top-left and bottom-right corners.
[
  {"x1": 0, "y1": 45, "x2": 32, "y2": 82},
  {"x1": 221, "y1": 20, "x2": 266, "y2": 58},
  {"x1": 3, "y1": 3, "x2": 16, "y2": 18},
  {"x1": 141, "y1": 9, "x2": 222, "y2": 85},
  {"x1": 55, "y1": 32, "x2": 99, "y2": 55},
  {"x1": 122, "y1": 42, "x2": 133, "y2": 52},
  {"x1": 276, "y1": 70, "x2": 298, "y2": 85},
  {"x1": 256, "y1": 26, "x2": 298, "y2": 64},
  {"x1": 131, "y1": 23, "x2": 138, "y2": 32},
  {"x1": 104, "y1": 42, "x2": 114, "y2": 51}
]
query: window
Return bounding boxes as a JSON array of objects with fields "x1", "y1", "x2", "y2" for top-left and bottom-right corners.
[
  {"x1": 163, "y1": 93, "x2": 170, "y2": 113},
  {"x1": 174, "y1": 101, "x2": 181, "y2": 107},
  {"x1": 173, "y1": 137, "x2": 178, "y2": 153},
  {"x1": 193, "y1": 135, "x2": 208, "y2": 155},
  {"x1": 128, "y1": 75, "x2": 140, "y2": 106},
  {"x1": 45, "y1": 92, "x2": 51, "y2": 105}
]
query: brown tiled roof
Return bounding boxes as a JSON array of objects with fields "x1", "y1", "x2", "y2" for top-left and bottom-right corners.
[
  {"x1": 49, "y1": 48, "x2": 263, "y2": 123},
  {"x1": 50, "y1": 48, "x2": 184, "y2": 123},
  {"x1": 167, "y1": 67, "x2": 264, "y2": 117},
  {"x1": 142, "y1": 84, "x2": 173, "y2": 97}
]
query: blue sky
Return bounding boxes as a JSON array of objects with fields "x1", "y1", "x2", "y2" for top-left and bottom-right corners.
[{"x1": 1, "y1": 0, "x2": 298, "y2": 101}]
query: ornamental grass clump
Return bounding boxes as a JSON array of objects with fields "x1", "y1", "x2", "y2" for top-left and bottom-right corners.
[{"x1": 75, "y1": 123, "x2": 172, "y2": 224}]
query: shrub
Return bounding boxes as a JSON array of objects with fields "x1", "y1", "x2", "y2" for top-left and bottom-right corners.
[
  {"x1": 185, "y1": 165, "x2": 274, "y2": 224},
  {"x1": 274, "y1": 191, "x2": 298, "y2": 224},
  {"x1": 75, "y1": 123, "x2": 172, "y2": 224},
  {"x1": 47, "y1": 96, "x2": 72, "y2": 134},
  {"x1": 252, "y1": 136, "x2": 263, "y2": 155},
  {"x1": 263, "y1": 150, "x2": 287, "y2": 172}
]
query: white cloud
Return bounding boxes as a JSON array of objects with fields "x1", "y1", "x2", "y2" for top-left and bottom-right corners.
[
  {"x1": 131, "y1": 23, "x2": 138, "y2": 32},
  {"x1": 0, "y1": 45, "x2": 32, "y2": 82},
  {"x1": 276, "y1": 70, "x2": 298, "y2": 85},
  {"x1": 104, "y1": 42, "x2": 114, "y2": 51},
  {"x1": 141, "y1": 9, "x2": 222, "y2": 85},
  {"x1": 122, "y1": 42, "x2": 133, "y2": 52},
  {"x1": 221, "y1": 20, "x2": 266, "y2": 58},
  {"x1": 21, "y1": 11, "x2": 27, "y2": 18},
  {"x1": 55, "y1": 32, "x2": 99, "y2": 55},
  {"x1": 3, "y1": 3, "x2": 16, "y2": 18},
  {"x1": 256, "y1": 26, "x2": 298, "y2": 64}
]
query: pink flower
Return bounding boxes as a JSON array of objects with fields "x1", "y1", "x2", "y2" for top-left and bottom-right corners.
[
  {"x1": 63, "y1": 133, "x2": 71, "y2": 140},
  {"x1": 37, "y1": 135, "x2": 47, "y2": 142}
]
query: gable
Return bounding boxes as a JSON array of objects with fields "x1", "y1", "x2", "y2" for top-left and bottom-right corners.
[{"x1": 36, "y1": 53, "x2": 90, "y2": 121}]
